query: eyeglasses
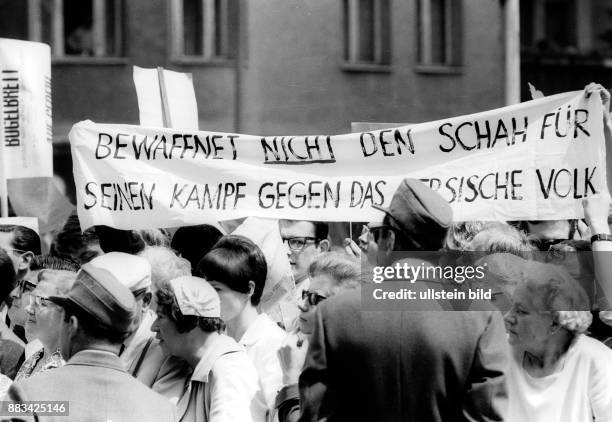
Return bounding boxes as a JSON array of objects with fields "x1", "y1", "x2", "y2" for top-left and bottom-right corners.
[
  {"x1": 530, "y1": 238, "x2": 566, "y2": 252},
  {"x1": 302, "y1": 289, "x2": 327, "y2": 307},
  {"x1": 18, "y1": 279, "x2": 37, "y2": 294},
  {"x1": 283, "y1": 237, "x2": 319, "y2": 252},
  {"x1": 12, "y1": 279, "x2": 37, "y2": 299},
  {"x1": 31, "y1": 294, "x2": 52, "y2": 308},
  {"x1": 2, "y1": 248, "x2": 27, "y2": 256}
]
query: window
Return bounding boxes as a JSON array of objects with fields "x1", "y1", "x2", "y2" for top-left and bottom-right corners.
[
  {"x1": 28, "y1": 0, "x2": 124, "y2": 59},
  {"x1": 417, "y1": 0, "x2": 462, "y2": 68},
  {"x1": 343, "y1": 0, "x2": 391, "y2": 68},
  {"x1": 170, "y1": 0, "x2": 238, "y2": 62},
  {"x1": 519, "y1": 0, "x2": 599, "y2": 54}
]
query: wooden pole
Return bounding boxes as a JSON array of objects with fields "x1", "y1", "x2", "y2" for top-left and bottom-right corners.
[
  {"x1": 157, "y1": 67, "x2": 172, "y2": 128},
  {"x1": 504, "y1": 0, "x2": 521, "y2": 105}
]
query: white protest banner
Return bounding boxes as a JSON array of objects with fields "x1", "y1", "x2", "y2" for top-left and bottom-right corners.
[
  {"x1": 133, "y1": 66, "x2": 199, "y2": 130},
  {"x1": 69, "y1": 90, "x2": 606, "y2": 230},
  {"x1": 0, "y1": 38, "x2": 53, "y2": 178}
]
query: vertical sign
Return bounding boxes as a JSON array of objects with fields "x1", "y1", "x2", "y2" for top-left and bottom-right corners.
[{"x1": 0, "y1": 38, "x2": 54, "y2": 216}]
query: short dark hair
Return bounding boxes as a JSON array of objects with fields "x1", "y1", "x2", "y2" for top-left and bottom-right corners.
[
  {"x1": 196, "y1": 235, "x2": 267, "y2": 306},
  {"x1": 156, "y1": 285, "x2": 225, "y2": 333},
  {"x1": 30, "y1": 255, "x2": 80, "y2": 272},
  {"x1": 0, "y1": 248, "x2": 16, "y2": 303},
  {"x1": 0, "y1": 225, "x2": 41, "y2": 255},
  {"x1": 280, "y1": 220, "x2": 329, "y2": 243},
  {"x1": 171, "y1": 224, "x2": 223, "y2": 270},
  {"x1": 51, "y1": 213, "x2": 102, "y2": 264},
  {"x1": 312, "y1": 221, "x2": 329, "y2": 242},
  {"x1": 61, "y1": 302, "x2": 129, "y2": 344}
]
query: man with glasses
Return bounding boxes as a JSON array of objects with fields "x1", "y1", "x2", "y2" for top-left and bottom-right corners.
[
  {"x1": 279, "y1": 220, "x2": 329, "y2": 306},
  {"x1": 356, "y1": 221, "x2": 391, "y2": 266},
  {"x1": 16, "y1": 267, "x2": 78, "y2": 381},
  {"x1": 299, "y1": 179, "x2": 509, "y2": 422},
  {"x1": 8, "y1": 255, "x2": 79, "y2": 354}
]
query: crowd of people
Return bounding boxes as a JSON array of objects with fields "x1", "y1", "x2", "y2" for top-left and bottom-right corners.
[
  {"x1": 0, "y1": 85, "x2": 611, "y2": 421},
  {"x1": 0, "y1": 174, "x2": 611, "y2": 421}
]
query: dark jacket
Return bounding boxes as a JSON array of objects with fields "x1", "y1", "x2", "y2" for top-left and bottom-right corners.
[
  {"x1": 0, "y1": 338, "x2": 24, "y2": 379},
  {"x1": 299, "y1": 286, "x2": 509, "y2": 422}
]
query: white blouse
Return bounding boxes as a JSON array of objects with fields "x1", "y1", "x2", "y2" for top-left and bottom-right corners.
[{"x1": 508, "y1": 335, "x2": 612, "y2": 422}]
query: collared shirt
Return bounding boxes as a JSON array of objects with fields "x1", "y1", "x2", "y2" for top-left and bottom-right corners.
[
  {"x1": 176, "y1": 334, "x2": 264, "y2": 422},
  {"x1": 14, "y1": 347, "x2": 64, "y2": 382},
  {"x1": 239, "y1": 313, "x2": 286, "y2": 411},
  {"x1": 24, "y1": 339, "x2": 42, "y2": 360}
]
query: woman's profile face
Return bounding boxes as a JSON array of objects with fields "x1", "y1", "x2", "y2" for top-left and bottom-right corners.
[
  {"x1": 24, "y1": 280, "x2": 64, "y2": 348},
  {"x1": 208, "y1": 280, "x2": 249, "y2": 324},
  {"x1": 503, "y1": 285, "x2": 553, "y2": 350}
]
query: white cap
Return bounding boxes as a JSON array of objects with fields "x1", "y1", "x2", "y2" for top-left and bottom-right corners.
[
  {"x1": 169, "y1": 276, "x2": 220, "y2": 318},
  {"x1": 87, "y1": 252, "x2": 152, "y2": 292}
]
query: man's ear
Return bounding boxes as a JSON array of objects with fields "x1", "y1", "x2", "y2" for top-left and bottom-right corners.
[
  {"x1": 384, "y1": 230, "x2": 395, "y2": 252},
  {"x1": 65, "y1": 314, "x2": 80, "y2": 357},
  {"x1": 68, "y1": 315, "x2": 79, "y2": 338},
  {"x1": 18, "y1": 251, "x2": 34, "y2": 271},
  {"x1": 318, "y1": 239, "x2": 330, "y2": 252},
  {"x1": 247, "y1": 281, "x2": 255, "y2": 297}
]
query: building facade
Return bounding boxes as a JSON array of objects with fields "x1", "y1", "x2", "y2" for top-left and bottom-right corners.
[
  {"x1": 1, "y1": 0, "x2": 510, "y2": 194},
  {"x1": 1, "y1": 0, "x2": 509, "y2": 133},
  {"x1": 520, "y1": 0, "x2": 612, "y2": 98}
]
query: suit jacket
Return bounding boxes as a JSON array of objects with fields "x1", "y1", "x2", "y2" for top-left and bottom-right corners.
[
  {"x1": 299, "y1": 287, "x2": 509, "y2": 422},
  {"x1": 8, "y1": 349, "x2": 177, "y2": 422}
]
